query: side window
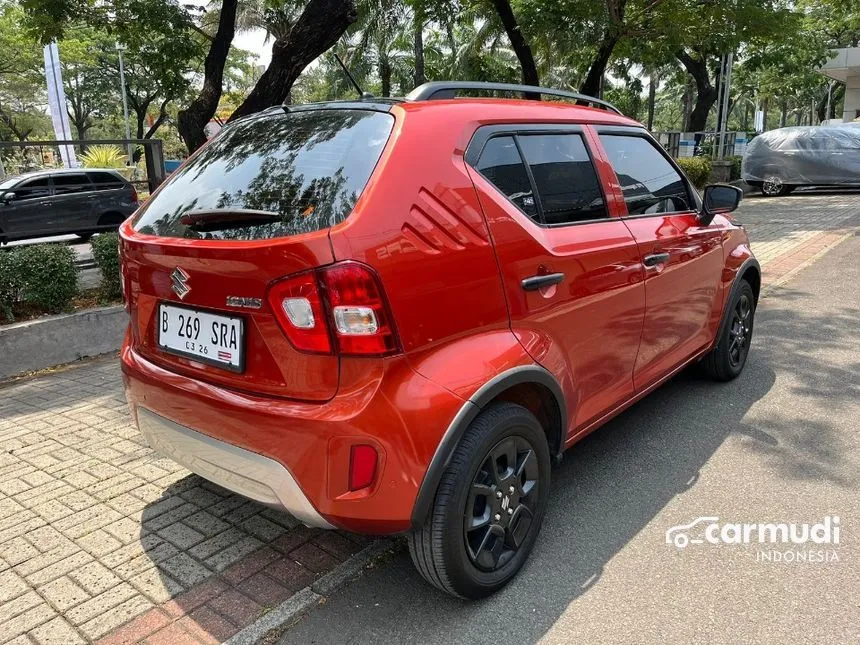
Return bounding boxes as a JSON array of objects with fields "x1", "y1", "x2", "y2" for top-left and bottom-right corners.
[
  {"x1": 87, "y1": 172, "x2": 124, "y2": 191},
  {"x1": 475, "y1": 136, "x2": 538, "y2": 221},
  {"x1": 52, "y1": 173, "x2": 93, "y2": 195},
  {"x1": 598, "y1": 134, "x2": 692, "y2": 215},
  {"x1": 517, "y1": 134, "x2": 608, "y2": 224},
  {"x1": 11, "y1": 177, "x2": 50, "y2": 201}
]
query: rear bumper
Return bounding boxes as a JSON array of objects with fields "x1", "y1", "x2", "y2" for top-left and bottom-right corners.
[
  {"x1": 121, "y1": 341, "x2": 464, "y2": 534},
  {"x1": 137, "y1": 408, "x2": 333, "y2": 528}
]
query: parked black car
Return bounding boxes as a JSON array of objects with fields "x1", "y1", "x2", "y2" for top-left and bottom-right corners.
[
  {"x1": 0, "y1": 168, "x2": 139, "y2": 243},
  {"x1": 742, "y1": 125, "x2": 860, "y2": 196}
]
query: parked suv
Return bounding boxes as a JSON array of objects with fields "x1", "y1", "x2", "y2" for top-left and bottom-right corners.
[
  {"x1": 120, "y1": 82, "x2": 759, "y2": 599},
  {"x1": 0, "y1": 168, "x2": 138, "y2": 243}
]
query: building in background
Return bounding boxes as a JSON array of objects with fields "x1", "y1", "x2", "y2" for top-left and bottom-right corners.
[{"x1": 820, "y1": 47, "x2": 860, "y2": 124}]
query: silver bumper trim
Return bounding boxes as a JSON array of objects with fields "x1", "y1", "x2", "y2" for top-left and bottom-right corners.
[{"x1": 137, "y1": 408, "x2": 334, "y2": 529}]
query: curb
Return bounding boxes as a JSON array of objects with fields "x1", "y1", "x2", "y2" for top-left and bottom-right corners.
[
  {"x1": 226, "y1": 539, "x2": 395, "y2": 645},
  {"x1": 761, "y1": 230, "x2": 856, "y2": 297},
  {"x1": 0, "y1": 305, "x2": 126, "y2": 380}
]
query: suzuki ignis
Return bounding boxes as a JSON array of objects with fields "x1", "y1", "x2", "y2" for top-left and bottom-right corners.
[{"x1": 120, "y1": 81, "x2": 759, "y2": 598}]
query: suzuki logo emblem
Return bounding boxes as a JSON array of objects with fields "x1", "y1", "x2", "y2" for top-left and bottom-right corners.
[
  {"x1": 170, "y1": 267, "x2": 191, "y2": 300},
  {"x1": 501, "y1": 496, "x2": 510, "y2": 512}
]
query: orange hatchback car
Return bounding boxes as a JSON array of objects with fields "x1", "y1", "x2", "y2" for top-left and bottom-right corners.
[{"x1": 120, "y1": 82, "x2": 759, "y2": 598}]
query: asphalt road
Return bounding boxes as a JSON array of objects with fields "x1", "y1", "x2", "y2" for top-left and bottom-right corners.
[{"x1": 279, "y1": 234, "x2": 860, "y2": 644}]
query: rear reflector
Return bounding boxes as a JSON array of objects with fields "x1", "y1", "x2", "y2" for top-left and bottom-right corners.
[
  {"x1": 268, "y1": 261, "x2": 399, "y2": 357},
  {"x1": 349, "y1": 444, "x2": 378, "y2": 491}
]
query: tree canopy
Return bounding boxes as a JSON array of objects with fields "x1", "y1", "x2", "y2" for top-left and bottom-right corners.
[{"x1": 2, "y1": 0, "x2": 854, "y2": 155}]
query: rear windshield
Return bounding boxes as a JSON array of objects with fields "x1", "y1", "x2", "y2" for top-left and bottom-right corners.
[{"x1": 133, "y1": 108, "x2": 394, "y2": 240}]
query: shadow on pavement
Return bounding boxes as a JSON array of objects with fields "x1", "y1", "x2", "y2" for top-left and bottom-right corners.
[{"x1": 277, "y1": 354, "x2": 778, "y2": 644}]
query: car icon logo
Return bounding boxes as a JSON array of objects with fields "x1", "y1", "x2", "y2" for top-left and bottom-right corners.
[
  {"x1": 171, "y1": 267, "x2": 191, "y2": 300},
  {"x1": 666, "y1": 516, "x2": 720, "y2": 549}
]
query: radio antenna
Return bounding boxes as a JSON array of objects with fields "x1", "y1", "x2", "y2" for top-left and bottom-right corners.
[{"x1": 333, "y1": 53, "x2": 372, "y2": 99}]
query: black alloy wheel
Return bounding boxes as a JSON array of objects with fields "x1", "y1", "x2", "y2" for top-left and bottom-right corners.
[{"x1": 464, "y1": 435, "x2": 540, "y2": 572}]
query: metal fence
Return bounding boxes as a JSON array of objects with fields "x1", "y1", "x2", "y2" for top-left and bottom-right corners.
[
  {"x1": 653, "y1": 131, "x2": 741, "y2": 159},
  {"x1": 0, "y1": 138, "x2": 166, "y2": 194}
]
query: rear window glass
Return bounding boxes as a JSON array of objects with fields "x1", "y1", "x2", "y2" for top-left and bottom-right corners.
[
  {"x1": 133, "y1": 109, "x2": 394, "y2": 240},
  {"x1": 88, "y1": 171, "x2": 125, "y2": 189}
]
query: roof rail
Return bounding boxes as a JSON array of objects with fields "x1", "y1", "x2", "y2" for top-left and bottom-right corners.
[{"x1": 405, "y1": 81, "x2": 623, "y2": 115}]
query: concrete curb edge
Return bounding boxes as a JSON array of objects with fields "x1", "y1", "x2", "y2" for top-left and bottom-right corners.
[{"x1": 225, "y1": 539, "x2": 395, "y2": 645}]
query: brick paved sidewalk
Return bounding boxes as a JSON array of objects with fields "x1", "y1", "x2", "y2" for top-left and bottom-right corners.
[
  {"x1": 0, "y1": 369, "x2": 369, "y2": 644},
  {"x1": 1, "y1": 191, "x2": 858, "y2": 645}
]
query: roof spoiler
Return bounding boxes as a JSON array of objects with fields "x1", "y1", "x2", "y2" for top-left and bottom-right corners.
[{"x1": 405, "y1": 81, "x2": 623, "y2": 115}]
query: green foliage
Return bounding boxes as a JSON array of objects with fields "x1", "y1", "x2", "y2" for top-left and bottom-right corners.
[
  {"x1": 676, "y1": 157, "x2": 712, "y2": 189},
  {"x1": 79, "y1": 145, "x2": 126, "y2": 168},
  {"x1": 0, "y1": 245, "x2": 78, "y2": 320},
  {"x1": 729, "y1": 155, "x2": 743, "y2": 182},
  {"x1": 90, "y1": 233, "x2": 122, "y2": 301},
  {"x1": 0, "y1": 250, "x2": 23, "y2": 322}
]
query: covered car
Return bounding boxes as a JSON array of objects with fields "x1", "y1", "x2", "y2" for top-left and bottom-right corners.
[{"x1": 742, "y1": 125, "x2": 860, "y2": 196}]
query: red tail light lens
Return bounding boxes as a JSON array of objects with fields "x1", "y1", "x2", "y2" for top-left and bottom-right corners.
[
  {"x1": 349, "y1": 444, "x2": 378, "y2": 491},
  {"x1": 267, "y1": 271, "x2": 332, "y2": 354},
  {"x1": 269, "y1": 262, "x2": 399, "y2": 357},
  {"x1": 320, "y1": 262, "x2": 399, "y2": 356},
  {"x1": 130, "y1": 184, "x2": 139, "y2": 204}
]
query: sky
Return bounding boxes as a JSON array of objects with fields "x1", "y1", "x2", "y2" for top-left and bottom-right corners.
[{"x1": 235, "y1": 29, "x2": 272, "y2": 67}]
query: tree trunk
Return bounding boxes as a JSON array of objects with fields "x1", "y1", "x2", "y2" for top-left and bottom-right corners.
[
  {"x1": 489, "y1": 0, "x2": 539, "y2": 87},
  {"x1": 646, "y1": 73, "x2": 656, "y2": 131},
  {"x1": 413, "y1": 4, "x2": 425, "y2": 88},
  {"x1": 229, "y1": 0, "x2": 357, "y2": 122},
  {"x1": 681, "y1": 81, "x2": 692, "y2": 131},
  {"x1": 676, "y1": 50, "x2": 718, "y2": 132},
  {"x1": 761, "y1": 97, "x2": 768, "y2": 131},
  {"x1": 779, "y1": 101, "x2": 787, "y2": 128},
  {"x1": 580, "y1": 34, "x2": 619, "y2": 98},
  {"x1": 380, "y1": 56, "x2": 392, "y2": 97},
  {"x1": 177, "y1": 0, "x2": 239, "y2": 153}
]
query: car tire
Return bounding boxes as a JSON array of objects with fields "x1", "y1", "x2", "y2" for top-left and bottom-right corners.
[
  {"x1": 761, "y1": 175, "x2": 792, "y2": 197},
  {"x1": 702, "y1": 280, "x2": 756, "y2": 381},
  {"x1": 408, "y1": 401, "x2": 551, "y2": 599}
]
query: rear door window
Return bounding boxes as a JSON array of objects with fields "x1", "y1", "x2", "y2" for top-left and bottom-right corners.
[
  {"x1": 517, "y1": 134, "x2": 608, "y2": 224},
  {"x1": 598, "y1": 134, "x2": 692, "y2": 215},
  {"x1": 52, "y1": 173, "x2": 93, "y2": 195},
  {"x1": 133, "y1": 109, "x2": 395, "y2": 240},
  {"x1": 475, "y1": 136, "x2": 539, "y2": 221},
  {"x1": 87, "y1": 171, "x2": 125, "y2": 190}
]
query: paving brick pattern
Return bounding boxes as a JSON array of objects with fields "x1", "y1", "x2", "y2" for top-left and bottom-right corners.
[
  {"x1": 0, "y1": 371, "x2": 368, "y2": 644},
  {"x1": 1, "y1": 192, "x2": 858, "y2": 644}
]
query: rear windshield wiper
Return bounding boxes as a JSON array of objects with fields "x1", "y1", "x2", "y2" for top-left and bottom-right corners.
[{"x1": 179, "y1": 208, "x2": 281, "y2": 231}]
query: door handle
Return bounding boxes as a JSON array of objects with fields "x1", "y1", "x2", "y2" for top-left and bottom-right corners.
[
  {"x1": 643, "y1": 252, "x2": 670, "y2": 267},
  {"x1": 521, "y1": 272, "x2": 565, "y2": 291}
]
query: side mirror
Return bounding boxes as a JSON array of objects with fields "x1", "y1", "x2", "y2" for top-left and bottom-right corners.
[
  {"x1": 1, "y1": 192, "x2": 15, "y2": 204},
  {"x1": 699, "y1": 184, "x2": 742, "y2": 225}
]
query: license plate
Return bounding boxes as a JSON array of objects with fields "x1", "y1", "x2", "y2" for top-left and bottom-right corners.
[{"x1": 157, "y1": 303, "x2": 244, "y2": 372}]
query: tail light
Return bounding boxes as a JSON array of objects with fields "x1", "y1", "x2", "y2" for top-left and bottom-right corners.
[
  {"x1": 129, "y1": 184, "x2": 139, "y2": 204},
  {"x1": 267, "y1": 261, "x2": 400, "y2": 357}
]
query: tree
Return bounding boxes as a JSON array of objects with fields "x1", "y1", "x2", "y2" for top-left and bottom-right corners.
[
  {"x1": 0, "y1": 3, "x2": 49, "y2": 141},
  {"x1": 177, "y1": 0, "x2": 239, "y2": 152},
  {"x1": 668, "y1": 0, "x2": 796, "y2": 132},
  {"x1": 58, "y1": 28, "x2": 119, "y2": 140},
  {"x1": 488, "y1": 0, "x2": 539, "y2": 86},
  {"x1": 228, "y1": 0, "x2": 358, "y2": 121}
]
